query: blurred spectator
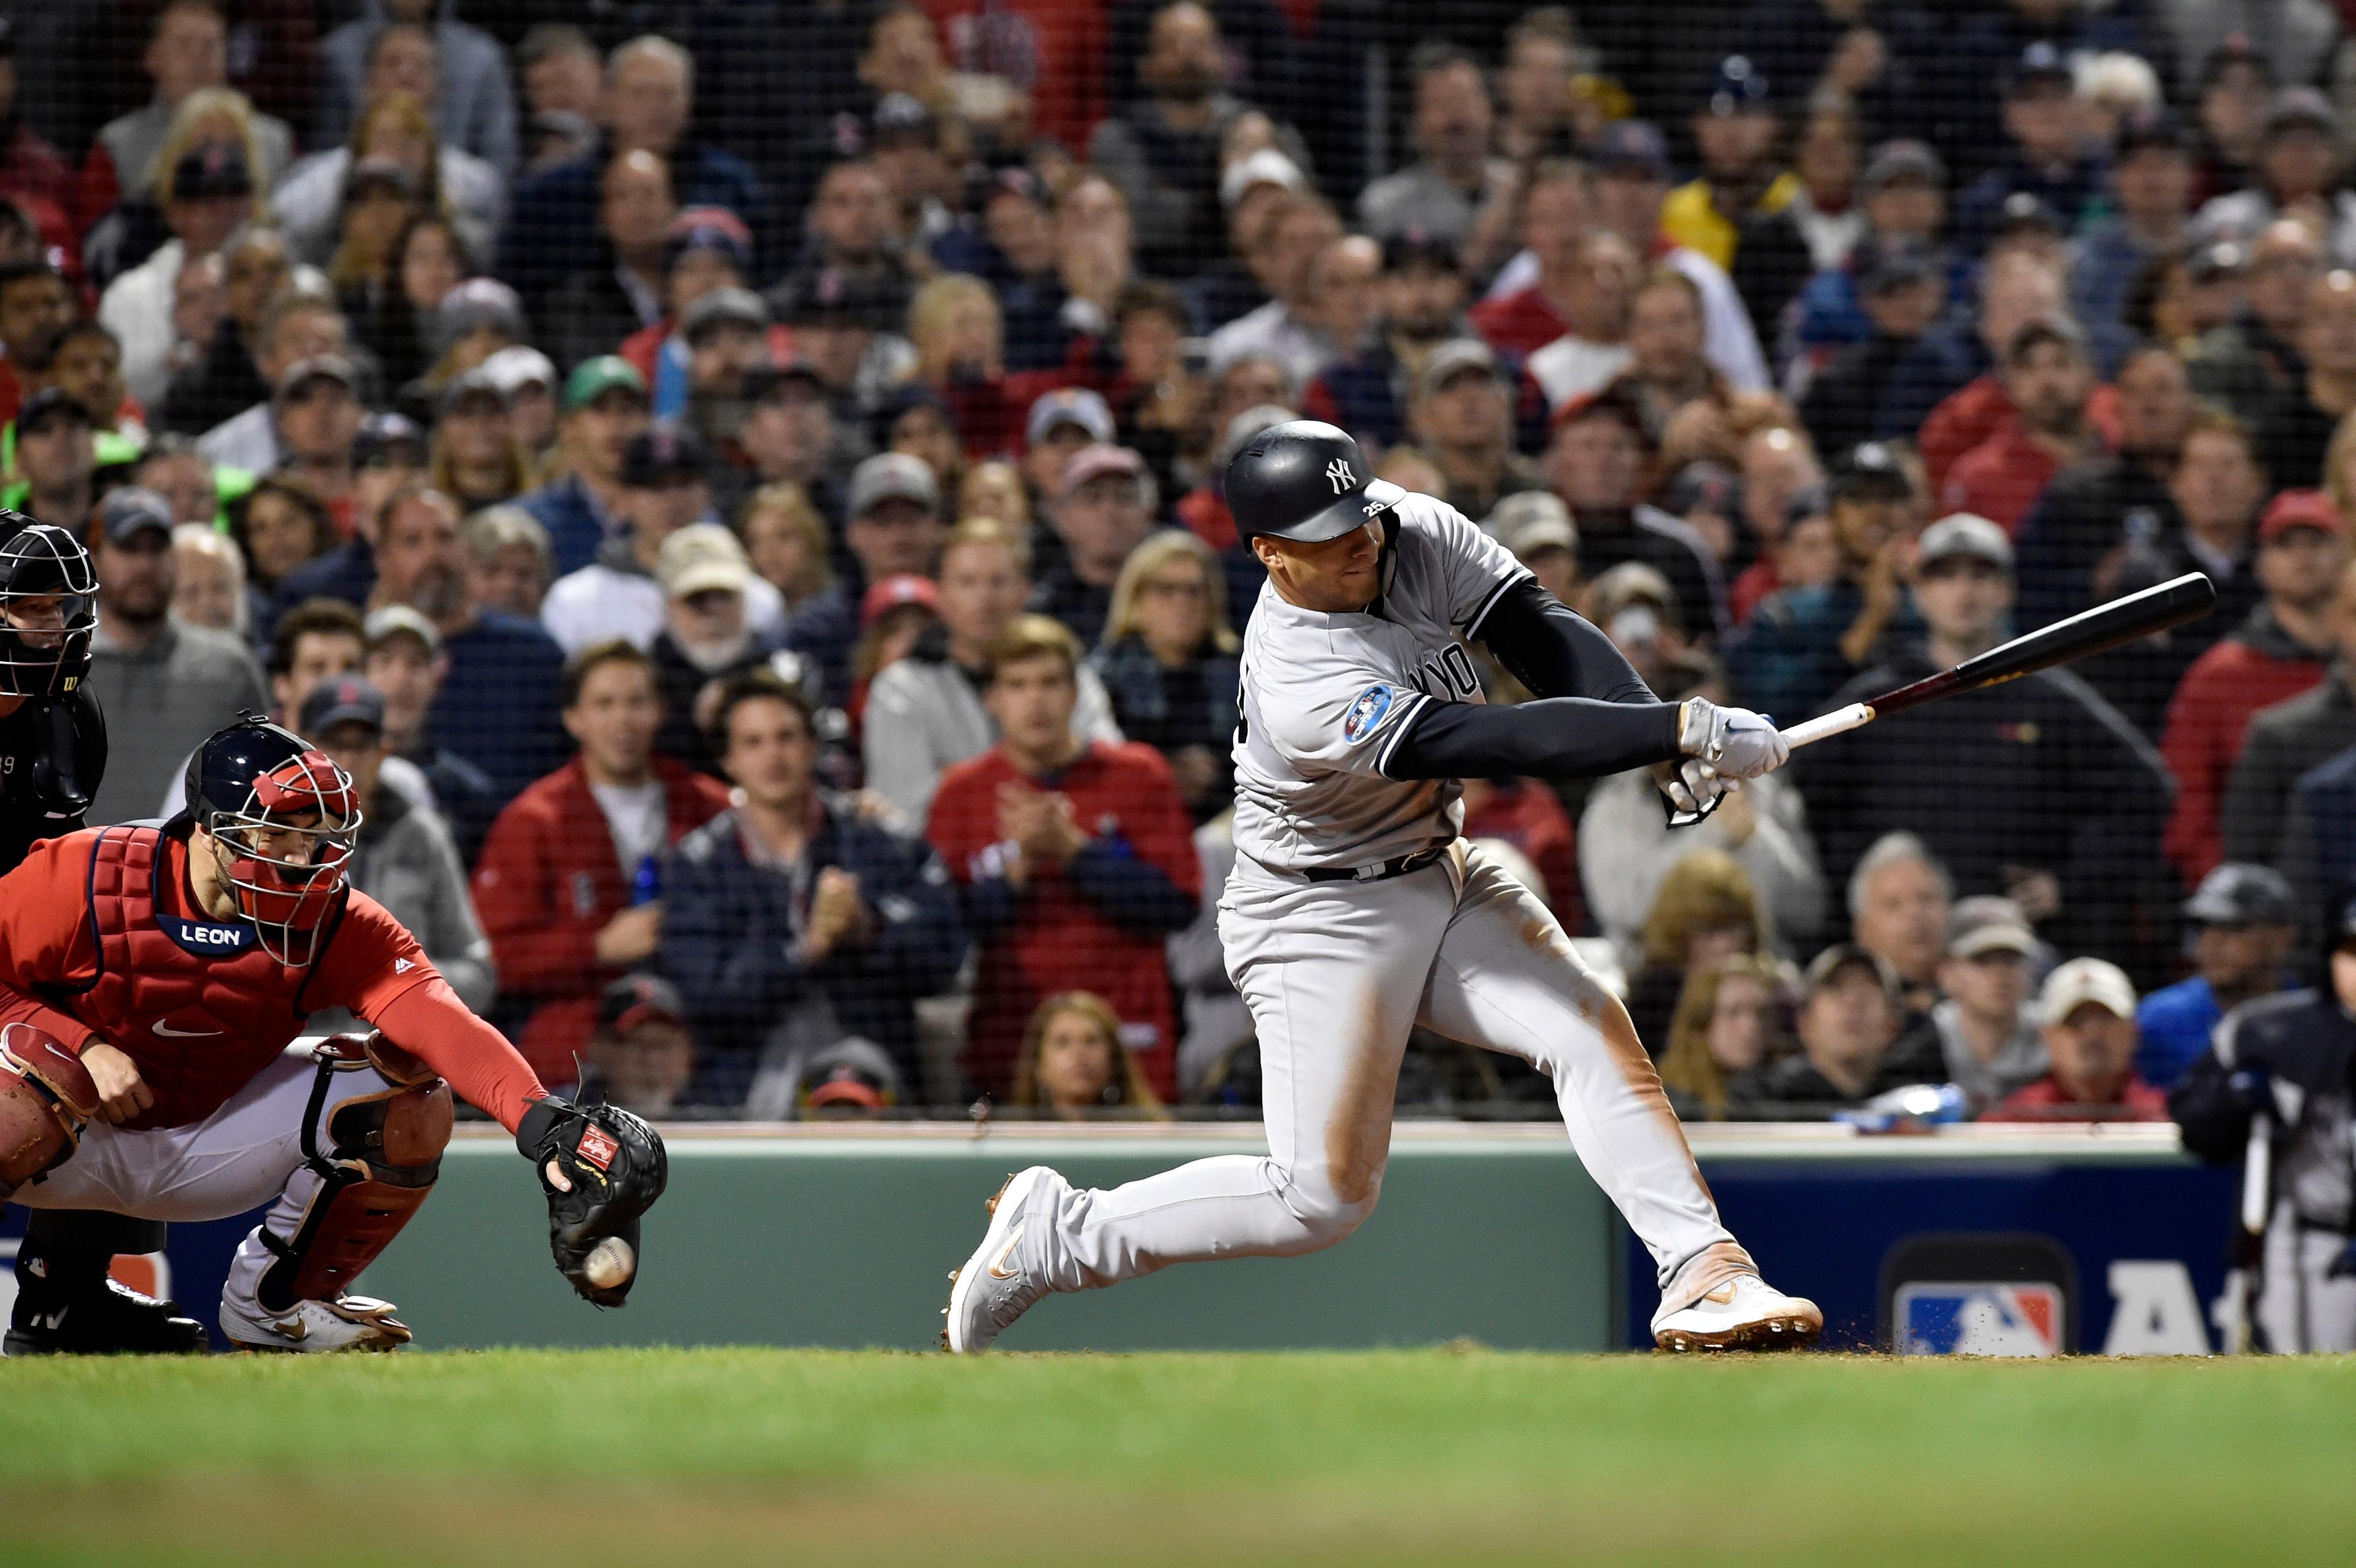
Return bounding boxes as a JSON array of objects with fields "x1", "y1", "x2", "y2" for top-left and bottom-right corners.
[
  {"x1": 542, "y1": 425, "x2": 782, "y2": 657},
  {"x1": 745, "y1": 1035, "x2": 908, "y2": 1123},
  {"x1": 268, "y1": 355, "x2": 364, "y2": 525},
  {"x1": 516, "y1": 355, "x2": 650, "y2": 577},
  {"x1": 1541, "y1": 386, "x2": 1724, "y2": 639},
  {"x1": 2076, "y1": 412, "x2": 2269, "y2": 732},
  {"x1": 789, "y1": 452, "x2": 943, "y2": 705},
  {"x1": 864, "y1": 517, "x2": 1119, "y2": 826},
  {"x1": 517, "y1": 25, "x2": 601, "y2": 126},
  {"x1": 1009, "y1": 990, "x2": 1170, "y2": 1120},
  {"x1": 1020, "y1": 386, "x2": 1114, "y2": 510},
  {"x1": 2160, "y1": 490, "x2": 2342, "y2": 882},
  {"x1": 2222, "y1": 559, "x2": 2356, "y2": 869},
  {"x1": 851, "y1": 572, "x2": 942, "y2": 721},
  {"x1": 1988, "y1": 958, "x2": 2167, "y2": 1121},
  {"x1": 1302, "y1": 229, "x2": 1468, "y2": 454},
  {"x1": 649, "y1": 523, "x2": 776, "y2": 774},
  {"x1": 1888, "y1": 895, "x2": 2047, "y2": 1113},
  {"x1": 771, "y1": 159, "x2": 914, "y2": 352},
  {"x1": 472, "y1": 639, "x2": 731, "y2": 1085},
  {"x1": 266, "y1": 409, "x2": 418, "y2": 619},
  {"x1": 2172, "y1": 902, "x2": 2356, "y2": 1351},
  {"x1": 1468, "y1": 159, "x2": 1595, "y2": 359},
  {"x1": 1663, "y1": 56, "x2": 1791, "y2": 274},
  {"x1": 1847, "y1": 831, "x2": 1954, "y2": 1021},
  {"x1": 1617, "y1": 269, "x2": 1727, "y2": 444},
  {"x1": 2074, "y1": 110, "x2": 2195, "y2": 337},
  {"x1": 83, "y1": 486, "x2": 266, "y2": 823},
  {"x1": 1724, "y1": 439, "x2": 1915, "y2": 721},
  {"x1": 674, "y1": 288, "x2": 779, "y2": 453},
  {"x1": 660, "y1": 668, "x2": 965, "y2": 1097},
  {"x1": 617, "y1": 207, "x2": 762, "y2": 417},
  {"x1": 134, "y1": 435, "x2": 228, "y2": 529},
  {"x1": 1525, "y1": 231, "x2": 1638, "y2": 407},
  {"x1": 485, "y1": 344, "x2": 560, "y2": 456},
  {"x1": 1788, "y1": 139, "x2": 1955, "y2": 364},
  {"x1": 1891, "y1": 253, "x2": 2072, "y2": 485},
  {"x1": 363, "y1": 602, "x2": 499, "y2": 863},
  {"x1": 1089, "y1": 529, "x2": 1238, "y2": 821},
  {"x1": 2259, "y1": 267, "x2": 2356, "y2": 493},
  {"x1": 225, "y1": 476, "x2": 330, "y2": 625},
  {"x1": 2137, "y1": 863, "x2": 2298, "y2": 1091},
  {"x1": 16, "y1": 320, "x2": 139, "y2": 456},
  {"x1": 79, "y1": 4, "x2": 292, "y2": 237},
  {"x1": 1580, "y1": 757, "x2": 1824, "y2": 966},
  {"x1": 1034, "y1": 444, "x2": 1161, "y2": 647},
  {"x1": 158, "y1": 225, "x2": 293, "y2": 436},
  {"x1": 425, "y1": 369, "x2": 526, "y2": 512},
  {"x1": 1953, "y1": 44, "x2": 2105, "y2": 256},
  {"x1": 1490, "y1": 490, "x2": 1579, "y2": 605},
  {"x1": 0, "y1": 259, "x2": 73, "y2": 423},
  {"x1": 5, "y1": 388, "x2": 94, "y2": 536},
  {"x1": 272, "y1": 90, "x2": 500, "y2": 278},
  {"x1": 298, "y1": 673, "x2": 493, "y2": 1018},
  {"x1": 1725, "y1": 426, "x2": 1823, "y2": 621},
  {"x1": 1358, "y1": 43, "x2": 1515, "y2": 276},
  {"x1": 1206, "y1": 191, "x2": 1340, "y2": 389},
  {"x1": 195, "y1": 291, "x2": 350, "y2": 474},
  {"x1": 927, "y1": 615, "x2": 1198, "y2": 1099},
  {"x1": 1622, "y1": 849, "x2": 1765, "y2": 1056},
  {"x1": 1658, "y1": 953, "x2": 1788, "y2": 1121},
  {"x1": 1459, "y1": 775, "x2": 1582, "y2": 926},
  {"x1": 0, "y1": 23, "x2": 71, "y2": 242},
  {"x1": 498, "y1": 36, "x2": 764, "y2": 310},
  {"x1": 1730, "y1": 98, "x2": 1860, "y2": 339},
  {"x1": 738, "y1": 482, "x2": 836, "y2": 620},
  {"x1": 461, "y1": 504, "x2": 553, "y2": 623},
  {"x1": 578, "y1": 974, "x2": 696, "y2": 1118},
  {"x1": 1804, "y1": 512, "x2": 2171, "y2": 966},
  {"x1": 367, "y1": 484, "x2": 567, "y2": 801},
  {"x1": 410, "y1": 275, "x2": 527, "y2": 412},
  {"x1": 1088, "y1": 1, "x2": 1307, "y2": 282},
  {"x1": 1408, "y1": 339, "x2": 1542, "y2": 523},
  {"x1": 543, "y1": 148, "x2": 674, "y2": 375},
  {"x1": 167, "y1": 521, "x2": 244, "y2": 636},
  {"x1": 100, "y1": 141, "x2": 255, "y2": 409},
  {"x1": 2014, "y1": 343, "x2": 2196, "y2": 631},
  {"x1": 2195, "y1": 88, "x2": 2356, "y2": 266},
  {"x1": 317, "y1": 2, "x2": 518, "y2": 176},
  {"x1": 1726, "y1": 944, "x2": 1919, "y2": 1116},
  {"x1": 1939, "y1": 320, "x2": 2107, "y2": 537},
  {"x1": 2190, "y1": 218, "x2": 2320, "y2": 426}
]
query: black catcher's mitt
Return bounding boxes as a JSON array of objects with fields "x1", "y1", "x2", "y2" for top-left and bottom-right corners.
[{"x1": 515, "y1": 1096, "x2": 668, "y2": 1307}]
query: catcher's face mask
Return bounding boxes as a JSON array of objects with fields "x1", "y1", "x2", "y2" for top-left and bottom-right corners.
[{"x1": 202, "y1": 749, "x2": 363, "y2": 965}]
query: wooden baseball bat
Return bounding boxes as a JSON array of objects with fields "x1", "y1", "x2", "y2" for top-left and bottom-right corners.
[{"x1": 1779, "y1": 572, "x2": 2218, "y2": 750}]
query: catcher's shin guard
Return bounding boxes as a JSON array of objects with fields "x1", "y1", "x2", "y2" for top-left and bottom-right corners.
[
  {"x1": 256, "y1": 1034, "x2": 452, "y2": 1313},
  {"x1": 0, "y1": 1024, "x2": 98, "y2": 1196}
]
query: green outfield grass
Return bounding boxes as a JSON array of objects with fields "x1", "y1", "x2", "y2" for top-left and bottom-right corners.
[{"x1": 6, "y1": 1348, "x2": 2353, "y2": 1566}]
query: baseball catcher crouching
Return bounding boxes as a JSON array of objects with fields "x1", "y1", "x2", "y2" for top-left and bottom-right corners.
[{"x1": 0, "y1": 717, "x2": 669, "y2": 1351}]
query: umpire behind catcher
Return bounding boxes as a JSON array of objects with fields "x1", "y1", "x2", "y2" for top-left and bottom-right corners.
[{"x1": 2172, "y1": 897, "x2": 2356, "y2": 1352}]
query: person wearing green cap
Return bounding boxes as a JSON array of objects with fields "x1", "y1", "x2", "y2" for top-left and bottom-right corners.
[{"x1": 515, "y1": 356, "x2": 651, "y2": 576}]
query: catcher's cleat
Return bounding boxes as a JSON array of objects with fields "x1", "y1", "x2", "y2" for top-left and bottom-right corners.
[
  {"x1": 4, "y1": 1271, "x2": 207, "y2": 1357},
  {"x1": 942, "y1": 1165, "x2": 1055, "y2": 1353},
  {"x1": 1652, "y1": 1274, "x2": 1823, "y2": 1353},
  {"x1": 221, "y1": 1293, "x2": 413, "y2": 1353}
]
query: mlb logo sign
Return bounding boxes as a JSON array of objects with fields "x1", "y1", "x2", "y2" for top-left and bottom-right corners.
[{"x1": 1895, "y1": 1282, "x2": 2063, "y2": 1357}]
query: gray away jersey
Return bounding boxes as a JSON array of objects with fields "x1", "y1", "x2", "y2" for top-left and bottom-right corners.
[{"x1": 1231, "y1": 490, "x2": 1528, "y2": 869}]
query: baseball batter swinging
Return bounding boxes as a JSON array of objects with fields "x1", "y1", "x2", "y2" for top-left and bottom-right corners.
[{"x1": 946, "y1": 421, "x2": 1820, "y2": 1353}]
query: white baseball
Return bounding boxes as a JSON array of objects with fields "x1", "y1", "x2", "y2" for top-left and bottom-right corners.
[{"x1": 582, "y1": 1236, "x2": 636, "y2": 1289}]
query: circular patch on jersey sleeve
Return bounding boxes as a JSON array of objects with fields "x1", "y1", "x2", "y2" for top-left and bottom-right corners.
[{"x1": 1342, "y1": 683, "x2": 1396, "y2": 744}]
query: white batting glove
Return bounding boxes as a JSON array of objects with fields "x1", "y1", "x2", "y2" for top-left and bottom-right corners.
[
  {"x1": 1679, "y1": 698, "x2": 1790, "y2": 780},
  {"x1": 1660, "y1": 757, "x2": 1742, "y2": 826}
]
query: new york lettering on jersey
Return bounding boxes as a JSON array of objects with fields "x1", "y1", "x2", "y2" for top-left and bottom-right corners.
[{"x1": 1231, "y1": 493, "x2": 1527, "y2": 870}]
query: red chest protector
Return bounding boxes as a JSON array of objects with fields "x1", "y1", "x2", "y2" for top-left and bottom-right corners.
[{"x1": 64, "y1": 826, "x2": 343, "y2": 1131}]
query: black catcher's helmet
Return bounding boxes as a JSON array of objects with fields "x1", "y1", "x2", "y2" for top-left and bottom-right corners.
[
  {"x1": 184, "y1": 715, "x2": 363, "y2": 965},
  {"x1": 0, "y1": 514, "x2": 96, "y2": 698},
  {"x1": 1224, "y1": 420, "x2": 1406, "y2": 545}
]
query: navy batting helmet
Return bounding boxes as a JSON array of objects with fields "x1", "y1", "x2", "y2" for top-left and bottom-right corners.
[
  {"x1": 185, "y1": 715, "x2": 363, "y2": 965},
  {"x1": 1225, "y1": 420, "x2": 1405, "y2": 545}
]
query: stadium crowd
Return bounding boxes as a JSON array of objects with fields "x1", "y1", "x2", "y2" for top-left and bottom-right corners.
[{"x1": 9, "y1": 0, "x2": 2356, "y2": 1124}]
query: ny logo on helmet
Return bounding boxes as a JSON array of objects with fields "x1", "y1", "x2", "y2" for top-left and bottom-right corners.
[{"x1": 1325, "y1": 458, "x2": 1355, "y2": 494}]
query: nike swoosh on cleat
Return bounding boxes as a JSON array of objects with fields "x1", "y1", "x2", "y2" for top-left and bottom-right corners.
[{"x1": 988, "y1": 1223, "x2": 1025, "y2": 1280}]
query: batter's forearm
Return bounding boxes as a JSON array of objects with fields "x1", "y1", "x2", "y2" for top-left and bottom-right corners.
[
  {"x1": 1469, "y1": 578, "x2": 1656, "y2": 704},
  {"x1": 1385, "y1": 696, "x2": 1682, "y2": 782}
]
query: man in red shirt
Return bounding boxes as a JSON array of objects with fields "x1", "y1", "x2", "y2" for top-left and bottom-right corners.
[
  {"x1": 1467, "y1": 161, "x2": 1592, "y2": 358},
  {"x1": 0, "y1": 717, "x2": 664, "y2": 1351},
  {"x1": 472, "y1": 640, "x2": 731, "y2": 1086},
  {"x1": 927, "y1": 614, "x2": 1199, "y2": 1099},
  {"x1": 2161, "y1": 494, "x2": 2346, "y2": 884},
  {"x1": 1985, "y1": 957, "x2": 2168, "y2": 1121},
  {"x1": 1941, "y1": 320, "x2": 2110, "y2": 536}
]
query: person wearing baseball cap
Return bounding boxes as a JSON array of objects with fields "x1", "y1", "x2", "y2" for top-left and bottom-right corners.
[
  {"x1": 514, "y1": 356, "x2": 651, "y2": 577},
  {"x1": 583, "y1": 973, "x2": 698, "y2": 1119},
  {"x1": 1940, "y1": 318, "x2": 2101, "y2": 537},
  {"x1": 768, "y1": 450, "x2": 945, "y2": 706},
  {"x1": 1980, "y1": 958, "x2": 2167, "y2": 1122},
  {"x1": 645, "y1": 521, "x2": 776, "y2": 773},
  {"x1": 1, "y1": 387, "x2": 94, "y2": 534},
  {"x1": 1021, "y1": 387, "x2": 1115, "y2": 501},
  {"x1": 1888, "y1": 895, "x2": 2049, "y2": 1113},
  {"x1": 1660, "y1": 56, "x2": 1794, "y2": 272},
  {"x1": 1541, "y1": 382, "x2": 1724, "y2": 644},
  {"x1": 2154, "y1": 485, "x2": 2345, "y2": 882},
  {"x1": 1411, "y1": 338, "x2": 1544, "y2": 523},
  {"x1": 2074, "y1": 111, "x2": 2195, "y2": 334},
  {"x1": 1951, "y1": 42, "x2": 2104, "y2": 258},
  {"x1": 2132, "y1": 865, "x2": 2298, "y2": 1091},
  {"x1": 1037, "y1": 445, "x2": 1157, "y2": 646},
  {"x1": 271, "y1": 355, "x2": 363, "y2": 518},
  {"x1": 1796, "y1": 236, "x2": 1947, "y2": 458},
  {"x1": 1727, "y1": 945, "x2": 1923, "y2": 1116}
]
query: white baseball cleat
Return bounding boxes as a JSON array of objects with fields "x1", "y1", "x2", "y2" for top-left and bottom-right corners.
[
  {"x1": 221, "y1": 1294, "x2": 414, "y2": 1353},
  {"x1": 1652, "y1": 1274, "x2": 1823, "y2": 1353},
  {"x1": 942, "y1": 1165, "x2": 1057, "y2": 1354}
]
